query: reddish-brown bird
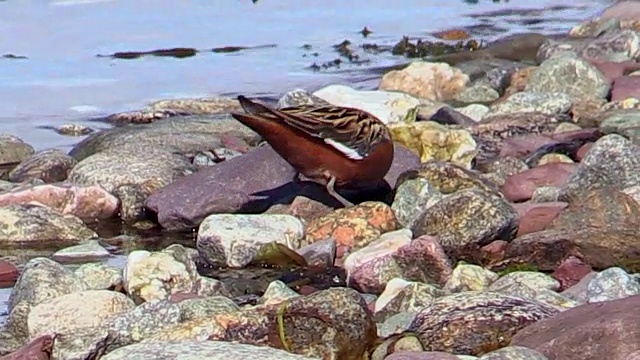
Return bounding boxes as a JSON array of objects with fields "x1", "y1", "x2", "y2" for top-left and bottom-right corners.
[{"x1": 230, "y1": 95, "x2": 394, "y2": 207}]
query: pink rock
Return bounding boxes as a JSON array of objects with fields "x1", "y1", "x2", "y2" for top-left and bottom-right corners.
[
  {"x1": 512, "y1": 294, "x2": 640, "y2": 360},
  {"x1": 480, "y1": 240, "x2": 508, "y2": 264},
  {"x1": 551, "y1": 256, "x2": 594, "y2": 291},
  {"x1": 514, "y1": 201, "x2": 568, "y2": 237},
  {"x1": 0, "y1": 184, "x2": 119, "y2": 221},
  {"x1": 345, "y1": 234, "x2": 453, "y2": 294},
  {"x1": 611, "y1": 76, "x2": 640, "y2": 102},
  {"x1": 576, "y1": 142, "x2": 594, "y2": 162},
  {"x1": 0, "y1": 259, "x2": 19, "y2": 288},
  {"x1": 501, "y1": 163, "x2": 577, "y2": 202}
]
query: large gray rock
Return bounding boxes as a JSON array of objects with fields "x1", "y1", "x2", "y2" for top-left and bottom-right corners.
[{"x1": 145, "y1": 143, "x2": 420, "y2": 231}]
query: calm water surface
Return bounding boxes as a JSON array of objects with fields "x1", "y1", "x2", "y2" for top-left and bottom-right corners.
[
  {"x1": 0, "y1": 0, "x2": 611, "y2": 151},
  {"x1": 0, "y1": 0, "x2": 614, "y2": 325}
]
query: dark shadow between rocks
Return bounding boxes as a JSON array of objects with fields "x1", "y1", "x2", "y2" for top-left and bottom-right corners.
[{"x1": 245, "y1": 179, "x2": 394, "y2": 211}]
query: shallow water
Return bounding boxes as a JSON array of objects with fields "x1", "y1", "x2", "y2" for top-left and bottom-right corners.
[
  {"x1": 0, "y1": 0, "x2": 611, "y2": 151},
  {"x1": 0, "y1": 0, "x2": 614, "y2": 329}
]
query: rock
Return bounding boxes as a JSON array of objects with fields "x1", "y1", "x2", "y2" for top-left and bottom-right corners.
[
  {"x1": 312, "y1": 84, "x2": 421, "y2": 124},
  {"x1": 27, "y1": 290, "x2": 135, "y2": 339},
  {"x1": 514, "y1": 201, "x2": 568, "y2": 237},
  {"x1": 379, "y1": 61, "x2": 470, "y2": 102},
  {"x1": 265, "y1": 195, "x2": 333, "y2": 223},
  {"x1": 531, "y1": 186, "x2": 560, "y2": 203},
  {"x1": 74, "y1": 263, "x2": 123, "y2": 291},
  {"x1": 55, "y1": 123, "x2": 93, "y2": 136},
  {"x1": 537, "y1": 153, "x2": 573, "y2": 165},
  {"x1": 344, "y1": 232, "x2": 453, "y2": 293},
  {"x1": 479, "y1": 346, "x2": 549, "y2": 360},
  {"x1": 145, "y1": 144, "x2": 297, "y2": 230},
  {"x1": 50, "y1": 240, "x2": 111, "y2": 263},
  {"x1": 582, "y1": 30, "x2": 640, "y2": 62},
  {"x1": 502, "y1": 227, "x2": 640, "y2": 272},
  {"x1": 8, "y1": 257, "x2": 87, "y2": 312},
  {"x1": 0, "y1": 204, "x2": 97, "y2": 247},
  {"x1": 124, "y1": 245, "x2": 229, "y2": 303},
  {"x1": 550, "y1": 188, "x2": 640, "y2": 232},
  {"x1": 456, "y1": 104, "x2": 490, "y2": 122},
  {"x1": 0, "y1": 335, "x2": 54, "y2": 360},
  {"x1": 7, "y1": 149, "x2": 76, "y2": 183},
  {"x1": 599, "y1": 110, "x2": 640, "y2": 143},
  {"x1": 0, "y1": 184, "x2": 119, "y2": 221},
  {"x1": 100, "y1": 341, "x2": 318, "y2": 360},
  {"x1": 392, "y1": 176, "x2": 444, "y2": 229},
  {"x1": 443, "y1": 263, "x2": 499, "y2": 293},
  {"x1": 526, "y1": 53, "x2": 610, "y2": 100},
  {"x1": 374, "y1": 278, "x2": 444, "y2": 322},
  {"x1": 469, "y1": 113, "x2": 562, "y2": 164},
  {"x1": 551, "y1": 256, "x2": 593, "y2": 291},
  {"x1": 68, "y1": 147, "x2": 193, "y2": 193},
  {"x1": 0, "y1": 259, "x2": 18, "y2": 288},
  {"x1": 486, "y1": 92, "x2": 572, "y2": 117},
  {"x1": 454, "y1": 83, "x2": 500, "y2": 104},
  {"x1": 559, "y1": 134, "x2": 640, "y2": 201},
  {"x1": 511, "y1": 295, "x2": 640, "y2": 360},
  {"x1": 295, "y1": 237, "x2": 337, "y2": 268},
  {"x1": 406, "y1": 292, "x2": 559, "y2": 356},
  {"x1": 196, "y1": 214, "x2": 305, "y2": 268},
  {"x1": 277, "y1": 88, "x2": 332, "y2": 108},
  {"x1": 145, "y1": 144, "x2": 420, "y2": 231},
  {"x1": 611, "y1": 75, "x2": 640, "y2": 102},
  {"x1": 384, "y1": 351, "x2": 461, "y2": 360},
  {"x1": 305, "y1": 201, "x2": 400, "y2": 252},
  {"x1": 149, "y1": 96, "x2": 242, "y2": 115},
  {"x1": 487, "y1": 271, "x2": 577, "y2": 310},
  {"x1": 501, "y1": 163, "x2": 577, "y2": 202},
  {"x1": 586, "y1": 267, "x2": 640, "y2": 303},
  {"x1": 103, "y1": 299, "x2": 183, "y2": 349},
  {"x1": 503, "y1": 66, "x2": 538, "y2": 96},
  {"x1": 388, "y1": 121, "x2": 477, "y2": 168},
  {"x1": 411, "y1": 188, "x2": 517, "y2": 261},
  {"x1": 599, "y1": 1, "x2": 640, "y2": 21},
  {"x1": 0, "y1": 135, "x2": 35, "y2": 175}
]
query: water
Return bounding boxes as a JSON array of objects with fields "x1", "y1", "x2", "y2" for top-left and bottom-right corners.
[
  {"x1": 0, "y1": 0, "x2": 614, "y2": 330},
  {"x1": 0, "y1": 0, "x2": 611, "y2": 152}
]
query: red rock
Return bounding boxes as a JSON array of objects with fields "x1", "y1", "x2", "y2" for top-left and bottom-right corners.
[
  {"x1": 511, "y1": 295, "x2": 640, "y2": 360},
  {"x1": 480, "y1": 240, "x2": 508, "y2": 265},
  {"x1": 0, "y1": 335, "x2": 54, "y2": 360},
  {"x1": 501, "y1": 163, "x2": 577, "y2": 202},
  {"x1": 514, "y1": 201, "x2": 568, "y2": 237},
  {"x1": 220, "y1": 134, "x2": 250, "y2": 153},
  {"x1": 586, "y1": 59, "x2": 640, "y2": 86},
  {"x1": 551, "y1": 256, "x2": 594, "y2": 291},
  {"x1": 0, "y1": 259, "x2": 19, "y2": 288},
  {"x1": 575, "y1": 142, "x2": 594, "y2": 161},
  {"x1": 611, "y1": 76, "x2": 640, "y2": 102},
  {"x1": 346, "y1": 235, "x2": 453, "y2": 294},
  {"x1": 0, "y1": 184, "x2": 119, "y2": 221}
]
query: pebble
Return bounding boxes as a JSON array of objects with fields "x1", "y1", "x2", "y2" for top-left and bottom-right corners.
[{"x1": 2, "y1": 13, "x2": 640, "y2": 359}]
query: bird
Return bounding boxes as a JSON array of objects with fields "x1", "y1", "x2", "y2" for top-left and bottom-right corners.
[{"x1": 229, "y1": 95, "x2": 394, "y2": 207}]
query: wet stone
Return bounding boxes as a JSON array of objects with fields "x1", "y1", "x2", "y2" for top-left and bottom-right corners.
[{"x1": 7, "y1": 149, "x2": 76, "y2": 183}]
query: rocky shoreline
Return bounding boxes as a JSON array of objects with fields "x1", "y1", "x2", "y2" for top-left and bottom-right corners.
[{"x1": 1, "y1": 2, "x2": 640, "y2": 360}]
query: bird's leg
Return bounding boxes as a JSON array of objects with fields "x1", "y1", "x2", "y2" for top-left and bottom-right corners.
[{"x1": 326, "y1": 176, "x2": 354, "y2": 207}]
